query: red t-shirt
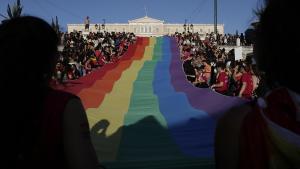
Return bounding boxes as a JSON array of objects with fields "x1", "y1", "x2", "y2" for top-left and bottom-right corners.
[
  {"x1": 216, "y1": 72, "x2": 228, "y2": 93},
  {"x1": 95, "y1": 50, "x2": 101, "y2": 57},
  {"x1": 240, "y1": 72, "x2": 253, "y2": 97}
]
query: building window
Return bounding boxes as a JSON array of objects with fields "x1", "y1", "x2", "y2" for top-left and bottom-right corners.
[
  {"x1": 176, "y1": 28, "x2": 178, "y2": 32},
  {"x1": 145, "y1": 26, "x2": 148, "y2": 33},
  {"x1": 200, "y1": 29, "x2": 203, "y2": 32},
  {"x1": 149, "y1": 26, "x2": 152, "y2": 33},
  {"x1": 134, "y1": 28, "x2": 136, "y2": 33},
  {"x1": 123, "y1": 28, "x2": 125, "y2": 32},
  {"x1": 156, "y1": 28, "x2": 159, "y2": 33}
]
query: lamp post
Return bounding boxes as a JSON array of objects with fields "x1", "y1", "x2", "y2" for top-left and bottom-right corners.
[
  {"x1": 102, "y1": 19, "x2": 106, "y2": 31},
  {"x1": 190, "y1": 24, "x2": 194, "y2": 33},
  {"x1": 95, "y1": 24, "x2": 98, "y2": 32},
  {"x1": 183, "y1": 19, "x2": 187, "y2": 33}
]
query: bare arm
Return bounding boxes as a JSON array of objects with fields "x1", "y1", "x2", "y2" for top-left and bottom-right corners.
[
  {"x1": 239, "y1": 82, "x2": 247, "y2": 97},
  {"x1": 63, "y1": 98, "x2": 103, "y2": 169},
  {"x1": 212, "y1": 82, "x2": 224, "y2": 88}
]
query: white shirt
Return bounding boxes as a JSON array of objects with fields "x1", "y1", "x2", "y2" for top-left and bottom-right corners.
[{"x1": 236, "y1": 38, "x2": 240, "y2": 46}]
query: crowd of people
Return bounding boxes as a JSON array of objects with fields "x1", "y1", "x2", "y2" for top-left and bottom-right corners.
[
  {"x1": 174, "y1": 32, "x2": 262, "y2": 100},
  {"x1": 53, "y1": 31, "x2": 136, "y2": 84},
  {"x1": 216, "y1": 33, "x2": 250, "y2": 46},
  {"x1": 197, "y1": 32, "x2": 252, "y2": 47}
]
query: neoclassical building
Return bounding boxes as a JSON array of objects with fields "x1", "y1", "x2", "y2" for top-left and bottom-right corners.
[{"x1": 67, "y1": 16, "x2": 224, "y2": 37}]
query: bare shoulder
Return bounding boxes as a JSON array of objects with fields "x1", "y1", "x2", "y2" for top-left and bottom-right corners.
[
  {"x1": 217, "y1": 103, "x2": 252, "y2": 129},
  {"x1": 214, "y1": 103, "x2": 253, "y2": 169},
  {"x1": 216, "y1": 103, "x2": 253, "y2": 138},
  {"x1": 65, "y1": 98, "x2": 84, "y2": 110},
  {"x1": 63, "y1": 98, "x2": 89, "y2": 131},
  {"x1": 63, "y1": 98, "x2": 86, "y2": 120}
]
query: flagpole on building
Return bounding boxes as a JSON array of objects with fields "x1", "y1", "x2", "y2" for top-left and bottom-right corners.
[{"x1": 144, "y1": 6, "x2": 148, "y2": 17}]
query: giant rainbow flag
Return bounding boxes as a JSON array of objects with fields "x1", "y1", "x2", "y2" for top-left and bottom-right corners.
[{"x1": 59, "y1": 37, "x2": 247, "y2": 169}]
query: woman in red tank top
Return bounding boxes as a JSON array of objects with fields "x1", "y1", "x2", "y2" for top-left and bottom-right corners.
[
  {"x1": 211, "y1": 62, "x2": 229, "y2": 95},
  {"x1": 238, "y1": 65, "x2": 254, "y2": 100}
]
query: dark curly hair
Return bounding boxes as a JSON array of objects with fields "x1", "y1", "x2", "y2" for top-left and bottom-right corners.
[
  {"x1": 0, "y1": 16, "x2": 59, "y2": 167},
  {"x1": 254, "y1": 0, "x2": 299, "y2": 93}
]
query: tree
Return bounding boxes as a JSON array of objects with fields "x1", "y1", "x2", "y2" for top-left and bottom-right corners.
[
  {"x1": 55, "y1": 16, "x2": 60, "y2": 33},
  {"x1": 1, "y1": 0, "x2": 23, "y2": 19},
  {"x1": 51, "y1": 18, "x2": 55, "y2": 29},
  {"x1": 0, "y1": 13, "x2": 7, "y2": 19}
]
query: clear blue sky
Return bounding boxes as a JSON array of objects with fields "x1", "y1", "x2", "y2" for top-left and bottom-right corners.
[{"x1": 0, "y1": 0, "x2": 262, "y2": 33}]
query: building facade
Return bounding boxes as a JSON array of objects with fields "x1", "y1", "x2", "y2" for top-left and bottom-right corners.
[{"x1": 67, "y1": 16, "x2": 224, "y2": 36}]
